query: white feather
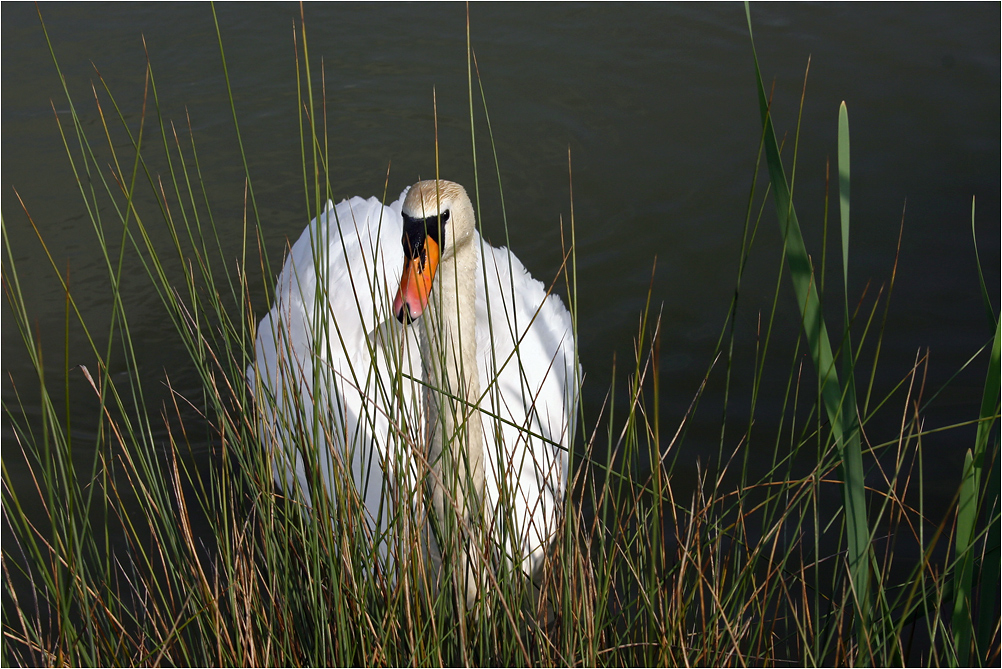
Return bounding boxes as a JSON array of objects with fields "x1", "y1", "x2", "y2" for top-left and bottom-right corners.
[{"x1": 248, "y1": 186, "x2": 578, "y2": 576}]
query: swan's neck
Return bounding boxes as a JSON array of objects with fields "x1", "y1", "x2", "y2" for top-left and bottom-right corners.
[
  {"x1": 420, "y1": 230, "x2": 484, "y2": 607},
  {"x1": 421, "y1": 231, "x2": 484, "y2": 502}
]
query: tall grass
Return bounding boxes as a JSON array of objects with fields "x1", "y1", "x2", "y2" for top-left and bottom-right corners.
[{"x1": 3, "y1": 5, "x2": 999, "y2": 666}]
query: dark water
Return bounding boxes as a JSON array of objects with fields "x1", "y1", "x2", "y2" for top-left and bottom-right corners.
[{"x1": 3, "y1": 1, "x2": 999, "y2": 565}]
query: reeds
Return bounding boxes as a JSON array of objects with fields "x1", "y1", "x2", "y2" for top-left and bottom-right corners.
[{"x1": 3, "y1": 5, "x2": 998, "y2": 666}]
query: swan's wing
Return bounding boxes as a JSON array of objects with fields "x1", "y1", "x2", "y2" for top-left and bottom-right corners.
[
  {"x1": 474, "y1": 235, "x2": 578, "y2": 576},
  {"x1": 248, "y1": 191, "x2": 423, "y2": 536}
]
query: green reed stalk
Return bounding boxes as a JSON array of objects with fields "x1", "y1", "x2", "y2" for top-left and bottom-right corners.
[
  {"x1": 745, "y1": 3, "x2": 872, "y2": 660},
  {"x1": 952, "y1": 307, "x2": 1000, "y2": 666}
]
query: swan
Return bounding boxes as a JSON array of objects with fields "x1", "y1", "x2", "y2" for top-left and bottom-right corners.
[{"x1": 248, "y1": 179, "x2": 577, "y2": 606}]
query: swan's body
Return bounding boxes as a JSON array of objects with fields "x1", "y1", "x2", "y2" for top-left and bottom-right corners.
[{"x1": 248, "y1": 180, "x2": 577, "y2": 600}]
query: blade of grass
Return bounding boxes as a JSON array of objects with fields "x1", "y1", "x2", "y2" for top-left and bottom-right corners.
[
  {"x1": 952, "y1": 316, "x2": 1000, "y2": 666},
  {"x1": 745, "y1": 3, "x2": 872, "y2": 660},
  {"x1": 837, "y1": 99, "x2": 869, "y2": 650},
  {"x1": 970, "y1": 197, "x2": 994, "y2": 325}
]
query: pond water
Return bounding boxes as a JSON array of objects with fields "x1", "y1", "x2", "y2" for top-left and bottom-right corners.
[{"x1": 3, "y1": 2, "x2": 999, "y2": 564}]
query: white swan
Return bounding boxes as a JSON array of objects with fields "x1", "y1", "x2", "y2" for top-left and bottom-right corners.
[{"x1": 248, "y1": 180, "x2": 577, "y2": 604}]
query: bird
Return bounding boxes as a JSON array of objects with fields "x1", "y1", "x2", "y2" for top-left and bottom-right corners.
[{"x1": 248, "y1": 179, "x2": 578, "y2": 607}]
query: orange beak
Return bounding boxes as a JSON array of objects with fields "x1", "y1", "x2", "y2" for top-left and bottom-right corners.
[{"x1": 393, "y1": 236, "x2": 440, "y2": 323}]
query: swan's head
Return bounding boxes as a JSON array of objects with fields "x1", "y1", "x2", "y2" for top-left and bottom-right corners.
[{"x1": 393, "y1": 180, "x2": 475, "y2": 323}]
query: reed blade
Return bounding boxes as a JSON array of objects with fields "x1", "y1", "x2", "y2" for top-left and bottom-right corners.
[{"x1": 745, "y1": 3, "x2": 872, "y2": 659}]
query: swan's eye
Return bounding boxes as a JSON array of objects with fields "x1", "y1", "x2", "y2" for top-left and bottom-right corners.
[
  {"x1": 402, "y1": 210, "x2": 449, "y2": 257},
  {"x1": 429, "y1": 210, "x2": 449, "y2": 245}
]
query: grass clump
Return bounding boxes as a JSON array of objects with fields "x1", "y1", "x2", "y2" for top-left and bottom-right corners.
[{"x1": 3, "y1": 5, "x2": 999, "y2": 666}]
